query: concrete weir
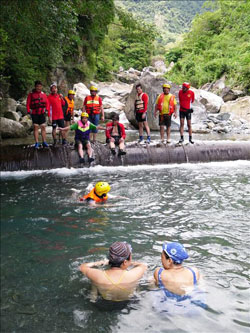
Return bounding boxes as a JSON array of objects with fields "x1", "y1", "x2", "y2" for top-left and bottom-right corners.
[{"x1": 0, "y1": 141, "x2": 250, "y2": 171}]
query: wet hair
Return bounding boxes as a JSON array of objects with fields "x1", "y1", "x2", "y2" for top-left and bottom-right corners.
[
  {"x1": 35, "y1": 80, "x2": 42, "y2": 86},
  {"x1": 112, "y1": 114, "x2": 119, "y2": 121},
  {"x1": 163, "y1": 251, "x2": 179, "y2": 265},
  {"x1": 136, "y1": 83, "x2": 142, "y2": 89}
]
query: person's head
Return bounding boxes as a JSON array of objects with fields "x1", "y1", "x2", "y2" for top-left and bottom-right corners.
[
  {"x1": 161, "y1": 242, "x2": 189, "y2": 268},
  {"x1": 182, "y1": 82, "x2": 190, "y2": 92},
  {"x1": 94, "y1": 182, "x2": 111, "y2": 198},
  {"x1": 34, "y1": 80, "x2": 43, "y2": 93},
  {"x1": 108, "y1": 241, "x2": 132, "y2": 268},
  {"x1": 162, "y1": 83, "x2": 171, "y2": 95},
  {"x1": 90, "y1": 85, "x2": 98, "y2": 96},
  {"x1": 50, "y1": 83, "x2": 57, "y2": 94},
  {"x1": 112, "y1": 113, "x2": 119, "y2": 124},
  {"x1": 136, "y1": 83, "x2": 143, "y2": 94},
  {"x1": 80, "y1": 112, "x2": 89, "y2": 124},
  {"x1": 68, "y1": 89, "x2": 75, "y2": 100}
]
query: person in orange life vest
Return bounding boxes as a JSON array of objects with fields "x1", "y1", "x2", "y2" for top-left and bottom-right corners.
[
  {"x1": 26, "y1": 80, "x2": 49, "y2": 148},
  {"x1": 59, "y1": 112, "x2": 105, "y2": 164},
  {"x1": 47, "y1": 83, "x2": 67, "y2": 145},
  {"x1": 154, "y1": 83, "x2": 177, "y2": 144},
  {"x1": 79, "y1": 182, "x2": 111, "y2": 203},
  {"x1": 82, "y1": 85, "x2": 104, "y2": 142},
  {"x1": 134, "y1": 84, "x2": 151, "y2": 144},
  {"x1": 178, "y1": 82, "x2": 195, "y2": 144},
  {"x1": 106, "y1": 113, "x2": 126, "y2": 156},
  {"x1": 63, "y1": 90, "x2": 75, "y2": 127}
]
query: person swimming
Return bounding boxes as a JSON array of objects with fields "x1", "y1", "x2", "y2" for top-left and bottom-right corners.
[
  {"x1": 79, "y1": 241, "x2": 147, "y2": 302},
  {"x1": 154, "y1": 242, "x2": 200, "y2": 299},
  {"x1": 79, "y1": 182, "x2": 111, "y2": 203}
]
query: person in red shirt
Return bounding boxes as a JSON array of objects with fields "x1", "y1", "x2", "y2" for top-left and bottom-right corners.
[
  {"x1": 47, "y1": 83, "x2": 67, "y2": 145},
  {"x1": 134, "y1": 84, "x2": 151, "y2": 144},
  {"x1": 26, "y1": 80, "x2": 49, "y2": 148},
  {"x1": 106, "y1": 113, "x2": 126, "y2": 156},
  {"x1": 82, "y1": 85, "x2": 104, "y2": 142},
  {"x1": 178, "y1": 82, "x2": 195, "y2": 144}
]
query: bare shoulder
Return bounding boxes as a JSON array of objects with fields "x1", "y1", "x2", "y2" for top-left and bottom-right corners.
[{"x1": 153, "y1": 267, "x2": 161, "y2": 283}]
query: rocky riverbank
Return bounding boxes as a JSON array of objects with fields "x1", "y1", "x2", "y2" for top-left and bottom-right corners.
[{"x1": 1, "y1": 63, "x2": 249, "y2": 141}]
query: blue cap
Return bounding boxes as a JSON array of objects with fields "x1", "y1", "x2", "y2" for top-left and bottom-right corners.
[{"x1": 162, "y1": 242, "x2": 189, "y2": 264}]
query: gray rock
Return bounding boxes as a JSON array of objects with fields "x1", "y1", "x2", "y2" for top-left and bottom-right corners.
[
  {"x1": 4, "y1": 111, "x2": 21, "y2": 122},
  {"x1": 216, "y1": 113, "x2": 231, "y2": 121},
  {"x1": 20, "y1": 115, "x2": 33, "y2": 131},
  {"x1": 16, "y1": 104, "x2": 27, "y2": 116},
  {"x1": 0, "y1": 117, "x2": 27, "y2": 138},
  {"x1": 194, "y1": 89, "x2": 224, "y2": 113}
]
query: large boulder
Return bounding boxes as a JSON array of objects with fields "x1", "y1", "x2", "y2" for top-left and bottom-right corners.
[
  {"x1": 16, "y1": 104, "x2": 28, "y2": 116},
  {"x1": 4, "y1": 110, "x2": 21, "y2": 122},
  {"x1": 124, "y1": 72, "x2": 207, "y2": 131},
  {"x1": 193, "y1": 89, "x2": 224, "y2": 113},
  {"x1": 73, "y1": 82, "x2": 90, "y2": 109},
  {"x1": 0, "y1": 117, "x2": 27, "y2": 138},
  {"x1": 220, "y1": 96, "x2": 250, "y2": 123},
  {"x1": 20, "y1": 115, "x2": 33, "y2": 132}
]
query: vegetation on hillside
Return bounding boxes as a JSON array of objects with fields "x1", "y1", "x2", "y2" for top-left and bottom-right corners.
[
  {"x1": 115, "y1": 0, "x2": 206, "y2": 46},
  {"x1": 165, "y1": 0, "x2": 250, "y2": 92}
]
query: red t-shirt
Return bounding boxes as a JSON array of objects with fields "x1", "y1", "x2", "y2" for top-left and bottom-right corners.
[
  {"x1": 178, "y1": 89, "x2": 195, "y2": 111},
  {"x1": 47, "y1": 94, "x2": 65, "y2": 120}
]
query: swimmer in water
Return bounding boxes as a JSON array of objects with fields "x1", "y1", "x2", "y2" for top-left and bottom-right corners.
[
  {"x1": 154, "y1": 242, "x2": 200, "y2": 298},
  {"x1": 79, "y1": 182, "x2": 110, "y2": 203},
  {"x1": 80, "y1": 241, "x2": 147, "y2": 301}
]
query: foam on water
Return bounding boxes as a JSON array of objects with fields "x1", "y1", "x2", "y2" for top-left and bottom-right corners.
[{"x1": 1, "y1": 160, "x2": 250, "y2": 180}]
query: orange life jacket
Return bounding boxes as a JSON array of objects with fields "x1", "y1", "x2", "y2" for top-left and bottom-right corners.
[
  {"x1": 85, "y1": 95, "x2": 101, "y2": 114},
  {"x1": 64, "y1": 96, "x2": 74, "y2": 115},
  {"x1": 82, "y1": 188, "x2": 108, "y2": 203},
  {"x1": 157, "y1": 93, "x2": 175, "y2": 115}
]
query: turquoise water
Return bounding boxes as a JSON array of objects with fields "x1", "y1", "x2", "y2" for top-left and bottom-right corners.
[{"x1": 1, "y1": 161, "x2": 250, "y2": 332}]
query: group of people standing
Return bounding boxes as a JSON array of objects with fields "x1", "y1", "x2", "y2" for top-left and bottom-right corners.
[
  {"x1": 26, "y1": 79, "x2": 195, "y2": 162},
  {"x1": 135, "y1": 82, "x2": 195, "y2": 145}
]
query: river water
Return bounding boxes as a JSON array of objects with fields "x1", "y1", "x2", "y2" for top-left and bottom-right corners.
[{"x1": 1, "y1": 161, "x2": 250, "y2": 333}]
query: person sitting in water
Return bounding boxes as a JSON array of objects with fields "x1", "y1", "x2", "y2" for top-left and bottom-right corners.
[
  {"x1": 79, "y1": 182, "x2": 111, "y2": 203},
  {"x1": 59, "y1": 112, "x2": 105, "y2": 164},
  {"x1": 154, "y1": 242, "x2": 200, "y2": 299},
  {"x1": 80, "y1": 241, "x2": 147, "y2": 301},
  {"x1": 105, "y1": 113, "x2": 126, "y2": 156}
]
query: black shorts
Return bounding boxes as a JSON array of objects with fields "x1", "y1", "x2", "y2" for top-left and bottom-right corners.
[
  {"x1": 31, "y1": 114, "x2": 46, "y2": 125},
  {"x1": 106, "y1": 136, "x2": 120, "y2": 146},
  {"x1": 136, "y1": 112, "x2": 147, "y2": 123},
  {"x1": 64, "y1": 112, "x2": 71, "y2": 122},
  {"x1": 159, "y1": 114, "x2": 172, "y2": 127},
  {"x1": 52, "y1": 119, "x2": 65, "y2": 129},
  {"x1": 75, "y1": 139, "x2": 89, "y2": 149},
  {"x1": 180, "y1": 111, "x2": 192, "y2": 120}
]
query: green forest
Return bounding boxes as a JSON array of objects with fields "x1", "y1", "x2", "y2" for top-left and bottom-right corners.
[{"x1": 0, "y1": 0, "x2": 249, "y2": 101}]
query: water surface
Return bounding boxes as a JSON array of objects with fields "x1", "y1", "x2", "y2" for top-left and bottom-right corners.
[{"x1": 1, "y1": 161, "x2": 250, "y2": 332}]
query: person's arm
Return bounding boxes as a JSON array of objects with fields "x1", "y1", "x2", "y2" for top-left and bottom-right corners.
[
  {"x1": 129, "y1": 261, "x2": 147, "y2": 280},
  {"x1": 154, "y1": 104, "x2": 158, "y2": 118},
  {"x1": 82, "y1": 97, "x2": 87, "y2": 112},
  {"x1": 142, "y1": 93, "x2": 148, "y2": 112},
  {"x1": 26, "y1": 93, "x2": 31, "y2": 114},
  {"x1": 191, "y1": 90, "x2": 195, "y2": 104},
  {"x1": 173, "y1": 98, "x2": 177, "y2": 118},
  {"x1": 79, "y1": 259, "x2": 109, "y2": 280},
  {"x1": 105, "y1": 124, "x2": 111, "y2": 139},
  {"x1": 58, "y1": 123, "x2": 77, "y2": 132},
  {"x1": 153, "y1": 267, "x2": 160, "y2": 285}
]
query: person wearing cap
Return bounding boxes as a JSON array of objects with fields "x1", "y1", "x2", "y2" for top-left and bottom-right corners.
[
  {"x1": 26, "y1": 80, "x2": 49, "y2": 148},
  {"x1": 154, "y1": 242, "x2": 200, "y2": 298},
  {"x1": 105, "y1": 113, "x2": 126, "y2": 156},
  {"x1": 82, "y1": 86, "x2": 104, "y2": 142},
  {"x1": 134, "y1": 83, "x2": 151, "y2": 144},
  {"x1": 178, "y1": 83, "x2": 195, "y2": 144},
  {"x1": 80, "y1": 241, "x2": 147, "y2": 301},
  {"x1": 59, "y1": 112, "x2": 105, "y2": 164},
  {"x1": 79, "y1": 181, "x2": 111, "y2": 203},
  {"x1": 63, "y1": 90, "x2": 75, "y2": 127},
  {"x1": 154, "y1": 84, "x2": 177, "y2": 144},
  {"x1": 47, "y1": 83, "x2": 67, "y2": 145}
]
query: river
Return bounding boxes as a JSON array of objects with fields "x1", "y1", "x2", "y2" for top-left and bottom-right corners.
[{"x1": 1, "y1": 161, "x2": 250, "y2": 332}]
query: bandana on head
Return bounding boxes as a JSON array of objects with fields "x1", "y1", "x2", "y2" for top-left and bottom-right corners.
[{"x1": 108, "y1": 242, "x2": 132, "y2": 264}]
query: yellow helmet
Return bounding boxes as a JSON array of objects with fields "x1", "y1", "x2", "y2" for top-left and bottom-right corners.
[
  {"x1": 95, "y1": 182, "x2": 111, "y2": 196},
  {"x1": 163, "y1": 83, "x2": 171, "y2": 89},
  {"x1": 81, "y1": 112, "x2": 89, "y2": 118},
  {"x1": 90, "y1": 85, "x2": 98, "y2": 91},
  {"x1": 68, "y1": 90, "x2": 75, "y2": 95}
]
